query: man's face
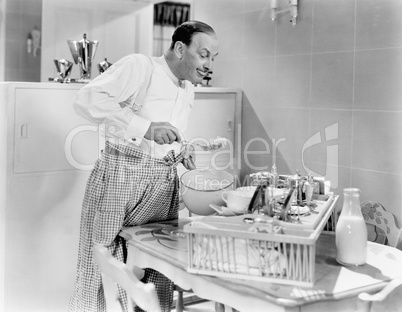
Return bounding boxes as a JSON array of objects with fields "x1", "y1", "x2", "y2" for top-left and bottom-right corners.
[{"x1": 179, "y1": 32, "x2": 219, "y2": 84}]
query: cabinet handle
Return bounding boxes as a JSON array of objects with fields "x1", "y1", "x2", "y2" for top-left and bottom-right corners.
[
  {"x1": 20, "y1": 124, "x2": 28, "y2": 138},
  {"x1": 227, "y1": 120, "x2": 232, "y2": 132}
]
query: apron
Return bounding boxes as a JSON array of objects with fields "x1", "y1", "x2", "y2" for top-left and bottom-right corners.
[{"x1": 68, "y1": 141, "x2": 185, "y2": 312}]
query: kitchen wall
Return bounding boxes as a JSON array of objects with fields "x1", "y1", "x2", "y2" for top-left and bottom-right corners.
[
  {"x1": 3, "y1": 0, "x2": 42, "y2": 81},
  {"x1": 193, "y1": 0, "x2": 402, "y2": 223},
  {"x1": 41, "y1": 0, "x2": 153, "y2": 82}
]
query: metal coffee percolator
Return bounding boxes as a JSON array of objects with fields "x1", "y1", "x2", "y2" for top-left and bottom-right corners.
[{"x1": 67, "y1": 33, "x2": 99, "y2": 81}]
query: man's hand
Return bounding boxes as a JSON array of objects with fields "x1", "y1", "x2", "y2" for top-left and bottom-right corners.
[
  {"x1": 144, "y1": 122, "x2": 182, "y2": 145},
  {"x1": 182, "y1": 144, "x2": 197, "y2": 170}
]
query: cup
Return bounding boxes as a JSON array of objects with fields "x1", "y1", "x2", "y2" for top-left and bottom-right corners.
[{"x1": 221, "y1": 188, "x2": 255, "y2": 213}]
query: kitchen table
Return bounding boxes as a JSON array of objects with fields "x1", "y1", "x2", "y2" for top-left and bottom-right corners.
[{"x1": 119, "y1": 218, "x2": 402, "y2": 312}]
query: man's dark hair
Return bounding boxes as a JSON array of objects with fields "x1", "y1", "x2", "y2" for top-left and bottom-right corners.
[{"x1": 170, "y1": 20, "x2": 215, "y2": 49}]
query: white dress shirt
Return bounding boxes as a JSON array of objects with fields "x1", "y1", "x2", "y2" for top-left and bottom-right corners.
[{"x1": 73, "y1": 54, "x2": 194, "y2": 159}]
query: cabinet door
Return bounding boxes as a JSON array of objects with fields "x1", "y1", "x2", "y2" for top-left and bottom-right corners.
[
  {"x1": 14, "y1": 88, "x2": 100, "y2": 173},
  {"x1": 184, "y1": 92, "x2": 239, "y2": 171},
  {"x1": 6, "y1": 171, "x2": 86, "y2": 312},
  {"x1": 178, "y1": 90, "x2": 242, "y2": 217}
]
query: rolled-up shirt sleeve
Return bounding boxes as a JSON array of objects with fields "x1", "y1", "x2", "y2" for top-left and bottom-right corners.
[{"x1": 73, "y1": 54, "x2": 152, "y2": 140}]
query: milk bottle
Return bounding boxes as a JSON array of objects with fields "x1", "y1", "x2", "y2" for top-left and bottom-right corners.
[{"x1": 335, "y1": 188, "x2": 367, "y2": 266}]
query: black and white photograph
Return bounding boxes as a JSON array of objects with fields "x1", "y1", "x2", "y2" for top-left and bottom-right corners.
[{"x1": 1, "y1": 1, "x2": 401, "y2": 311}]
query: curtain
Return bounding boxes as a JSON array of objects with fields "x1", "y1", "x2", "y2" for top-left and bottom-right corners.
[{"x1": 153, "y1": 2, "x2": 190, "y2": 56}]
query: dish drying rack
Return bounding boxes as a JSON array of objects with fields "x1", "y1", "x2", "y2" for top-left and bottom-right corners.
[{"x1": 183, "y1": 194, "x2": 338, "y2": 287}]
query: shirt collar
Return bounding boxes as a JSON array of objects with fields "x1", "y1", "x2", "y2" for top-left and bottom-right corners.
[{"x1": 159, "y1": 55, "x2": 186, "y2": 88}]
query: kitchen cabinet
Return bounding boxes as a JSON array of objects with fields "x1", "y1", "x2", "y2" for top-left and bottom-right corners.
[
  {"x1": 0, "y1": 83, "x2": 94, "y2": 312},
  {"x1": 13, "y1": 87, "x2": 100, "y2": 173},
  {"x1": 0, "y1": 82, "x2": 242, "y2": 312},
  {"x1": 182, "y1": 90, "x2": 241, "y2": 171}
]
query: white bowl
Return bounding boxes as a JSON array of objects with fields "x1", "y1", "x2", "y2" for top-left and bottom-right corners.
[{"x1": 180, "y1": 169, "x2": 234, "y2": 216}]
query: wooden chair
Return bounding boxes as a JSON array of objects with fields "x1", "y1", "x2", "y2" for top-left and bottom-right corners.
[
  {"x1": 93, "y1": 244, "x2": 162, "y2": 312},
  {"x1": 356, "y1": 202, "x2": 402, "y2": 311},
  {"x1": 357, "y1": 277, "x2": 402, "y2": 312},
  {"x1": 361, "y1": 201, "x2": 402, "y2": 249}
]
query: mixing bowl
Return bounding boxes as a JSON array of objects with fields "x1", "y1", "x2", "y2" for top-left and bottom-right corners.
[{"x1": 180, "y1": 169, "x2": 234, "y2": 215}]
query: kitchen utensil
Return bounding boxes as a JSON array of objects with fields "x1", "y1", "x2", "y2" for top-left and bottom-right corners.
[
  {"x1": 54, "y1": 59, "x2": 73, "y2": 79},
  {"x1": 182, "y1": 137, "x2": 228, "y2": 152},
  {"x1": 98, "y1": 58, "x2": 112, "y2": 74},
  {"x1": 67, "y1": 33, "x2": 99, "y2": 80}
]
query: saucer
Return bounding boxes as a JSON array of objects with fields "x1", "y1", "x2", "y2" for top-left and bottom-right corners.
[{"x1": 209, "y1": 204, "x2": 244, "y2": 216}]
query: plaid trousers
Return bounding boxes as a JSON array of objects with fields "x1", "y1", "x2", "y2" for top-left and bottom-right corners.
[{"x1": 68, "y1": 141, "x2": 184, "y2": 312}]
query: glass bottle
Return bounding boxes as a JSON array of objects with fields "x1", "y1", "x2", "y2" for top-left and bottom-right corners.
[{"x1": 335, "y1": 188, "x2": 367, "y2": 266}]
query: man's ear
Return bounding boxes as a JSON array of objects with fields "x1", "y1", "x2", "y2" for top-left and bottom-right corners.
[{"x1": 174, "y1": 41, "x2": 185, "y2": 59}]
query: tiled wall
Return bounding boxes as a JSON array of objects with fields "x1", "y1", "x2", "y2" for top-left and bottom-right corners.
[
  {"x1": 194, "y1": 0, "x2": 402, "y2": 222},
  {"x1": 4, "y1": 0, "x2": 42, "y2": 81}
]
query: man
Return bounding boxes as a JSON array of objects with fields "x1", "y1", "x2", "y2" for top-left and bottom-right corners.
[{"x1": 68, "y1": 20, "x2": 218, "y2": 312}]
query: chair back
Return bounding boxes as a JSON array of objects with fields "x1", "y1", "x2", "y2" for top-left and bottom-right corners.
[
  {"x1": 357, "y1": 277, "x2": 402, "y2": 312},
  {"x1": 361, "y1": 202, "x2": 402, "y2": 249},
  {"x1": 93, "y1": 244, "x2": 162, "y2": 312},
  {"x1": 358, "y1": 203, "x2": 402, "y2": 311}
]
